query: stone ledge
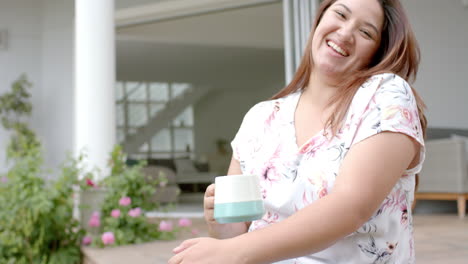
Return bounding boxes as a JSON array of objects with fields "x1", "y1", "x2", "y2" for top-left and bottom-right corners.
[{"x1": 82, "y1": 240, "x2": 182, "y2": 264}]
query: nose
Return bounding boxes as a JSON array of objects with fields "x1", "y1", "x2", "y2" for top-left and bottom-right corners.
[{"x1": 336, "y1": 22, "x2": 354, "y2": 44}]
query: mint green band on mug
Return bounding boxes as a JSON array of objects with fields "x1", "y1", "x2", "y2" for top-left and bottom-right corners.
[{"x1": 214, "y1": 200, "x2": 265, "y2": 224}]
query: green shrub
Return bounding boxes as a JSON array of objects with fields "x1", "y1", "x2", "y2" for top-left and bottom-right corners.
[
  {"x1": 0, "y1": 75, "x2": 84, "y2": 263},
  {"x1": 82, "y1": 145, "x2": 179, "y2": 247},
  {"x1": 0, "y1": 150, "x2": 85, "y2": 264}
]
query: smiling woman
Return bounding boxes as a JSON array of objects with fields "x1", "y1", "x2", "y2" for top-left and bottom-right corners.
[
  {"x1": 169, "y1": 0, "x2": 427, "y2": 263},
  {"x1": 311, "y1": 0, "x2": 384, "y2": 77}
]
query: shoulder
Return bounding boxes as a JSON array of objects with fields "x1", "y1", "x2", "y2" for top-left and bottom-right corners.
[
  {"x1": 354, "y1": 73, "x2": 416, "y2": 106},
  {"x1": 349, "y1": 73, "x2": 425, "y2": 151},
  {"x1": 348, "y1": 73, "x2": 420, "y2": 125},
  {"x1": 364, "y1": 73, "x2": 413, "y2": 96},
  {"x1": 243, "y1": 100, "x2": 275, "y2": 121},
  {"x1": 243, "y1": 92, "x2": 299, "y2": 122},
  {"x1": 238, "y1": 99, "x2": 276, "y2": 131}
]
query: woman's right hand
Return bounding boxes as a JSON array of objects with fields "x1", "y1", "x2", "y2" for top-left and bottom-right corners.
[{"x1": 204, "y1": 183, "x2": 249, "y2": 239}]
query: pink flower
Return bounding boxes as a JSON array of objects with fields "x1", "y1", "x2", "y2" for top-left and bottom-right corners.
[
  {"x1": 1, "y1": 176, "x2": 7, "y2": 183},
  {"x1": 88, "y1": 217, "x2": 100, "y2": 227},
  {"x1": 101, "y1": 232, "x2": 115, "y2": 245},
  {"x1": 85, "y1": 178, "x2": 95, "y2": 187},
  {"x1": 119, "y1": 196, "x2": 131, "y2": 206},
  {"x1": 128, "y1": 207, "x2": 142, "y2": 218},
  {"x1": 110, "y1": 209, "x2": 121, "y2": 218},
  {"x1": 191, "y1": 228, "x2": 199, "y2": 236},
  {"x1": 159, "y1": 220, "x2": 173, "y2": 232},
  {"x1": 159, "y1": 181, "x2": 167, "y2": 187},
  {"x1": 178, "y1": 218, "x2": 192, "y2": 227},
  {"x1": 82, "y1": 235, "x2": 92, "y2": 245},
  {"x1": 88, "y1": 212, "x2": 100, "y2": 227}
]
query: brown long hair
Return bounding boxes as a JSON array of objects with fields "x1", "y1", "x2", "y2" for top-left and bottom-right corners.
[{"x1": 272, "y1": 0, "x2": 427, "y2": 138}]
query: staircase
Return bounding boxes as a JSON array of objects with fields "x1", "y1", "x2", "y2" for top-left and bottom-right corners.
[{"x1": 122, "y1": 86, "x2": 212, "y2": 153}]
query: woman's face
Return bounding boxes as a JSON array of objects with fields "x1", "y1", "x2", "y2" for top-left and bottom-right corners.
[{"x1": 311, "y1": 0, "x2": 384, "y2": 79}]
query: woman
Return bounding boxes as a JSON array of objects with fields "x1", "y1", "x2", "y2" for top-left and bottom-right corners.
[{"x1": 169, "y1": 0, "x2": 426, "y2": 263}]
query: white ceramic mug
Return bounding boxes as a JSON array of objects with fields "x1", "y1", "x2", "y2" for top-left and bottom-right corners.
[{"x1": 213, "y1": 174, "x2": 265, "y2": 224}]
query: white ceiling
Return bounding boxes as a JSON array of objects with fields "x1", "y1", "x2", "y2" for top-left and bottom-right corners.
[
  {"x1": 116, "y1": 1, "x2": 284, "y2": 49},
  {"x1": 116, "y1": 40, "x2": 285, "y2": 84},
  {"x1": 115, "y1": 0, "x2": 286, "y2": 85}
]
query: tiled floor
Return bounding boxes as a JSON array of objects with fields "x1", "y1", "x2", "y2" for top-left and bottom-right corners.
[
  {"x1": 83, "y1": 203, "x2": 468, "y2": 264},
  {"x1": 413, "y1": 214, "x2": 468, "y2": 264}
]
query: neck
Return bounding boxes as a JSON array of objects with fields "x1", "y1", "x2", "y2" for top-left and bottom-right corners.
[{"x1": 303, "y1": 70, "x2": 340, "y2": 108}]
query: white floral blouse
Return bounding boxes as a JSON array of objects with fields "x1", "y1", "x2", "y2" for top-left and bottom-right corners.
[{"x1": 231, "y1": 73, "x2": 425, "y2": 264}]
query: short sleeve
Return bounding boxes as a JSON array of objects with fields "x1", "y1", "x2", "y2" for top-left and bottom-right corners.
[
  {"x1": 230, "y1": 102, "x2": 270, "y2": 162},
  {"x1": 351, "y1": 74, "x2": 425, "y2": 173}
]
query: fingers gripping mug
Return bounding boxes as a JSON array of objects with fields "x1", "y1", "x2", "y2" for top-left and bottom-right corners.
[{"x1": 213, "y1": 174, "x2": 265, "y2": 224}]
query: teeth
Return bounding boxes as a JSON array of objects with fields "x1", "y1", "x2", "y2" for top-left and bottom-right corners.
[{"x1": 327, "y1": 41, "x2": 348, "y2": 56}]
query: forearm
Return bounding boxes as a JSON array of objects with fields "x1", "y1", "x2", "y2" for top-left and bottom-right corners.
[
  {"x1": 208, "y1": 222, "x2": 250, "y2": 239},
  {"x1": 233, "y1": 193, "x2": 367, "y2": 264}
]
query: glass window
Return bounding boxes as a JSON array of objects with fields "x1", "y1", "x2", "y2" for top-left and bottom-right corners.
[
  {"x1": 116, "y1": 129, "x2": 125, "y2": 143},
  {"x1": 117, "y1": 81, "x2": 195, "y2": 159},
  {"x1": 116, "y1": 104, "x2": 125, "y2": 126},
  {"x1": 128, "y1": 104, "x2": 147, "y2": 127},
  {"x1": 140, "y1": 142, "x2": 149, "y2": 152},
  {"x1": 116, "y1": 82, "x2": 124, "y2": 101},
  {"x1": 171, "y1": 83, "x2": 191, "y2": 98},
  {"x1": 151, "y1": 129, "x2": 171, "y2": 152},
  {"x1": 150, "y1": 104, "x2": 166, "y2": 119},
  {"x1": 149, "y1": 82, "x2": 169, "y2": 101},
  {"x1": 126, "y1": 82, "x2": 146, "y2": 101},
  {"x1": 173, "y1": 107, "x2": 194, "y2": 127},
  {"x1": 128, "y1": 127, "x2": 137, "y2": 135},
  {"x1": 173, "y1": 129, "x2": 194, "y2": 152}
]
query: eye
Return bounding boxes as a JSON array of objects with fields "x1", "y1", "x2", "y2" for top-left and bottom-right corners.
[
  {"x1": 335, "y1": 10, "x2": 346, "y2": 19},
  {"x1": 360, "y1": 29, "x2": 373, "y2": 39}
]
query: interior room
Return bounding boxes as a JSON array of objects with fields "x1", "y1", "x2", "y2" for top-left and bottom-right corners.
[{"x1": 114, "y1": 1, "x2": 286, "y2": 204}]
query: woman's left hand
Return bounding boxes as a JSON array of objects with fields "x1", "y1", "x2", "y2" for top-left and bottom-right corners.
[{"x1": 168, "y1": 237, "x2": 245, "y2": 264}]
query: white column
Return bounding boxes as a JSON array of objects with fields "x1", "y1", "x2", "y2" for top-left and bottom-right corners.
[
  {"x1": 282, "y1": 0, "x2": 319, "y2": 84},
  {"x1": 75, "y1": 0, "x2": 116, "y2": 179}
]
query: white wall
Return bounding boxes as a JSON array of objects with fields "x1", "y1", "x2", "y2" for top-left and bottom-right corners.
[
  {"x1": 39, "y1": 0, "x2": 74, "y2": 170},
  {"x1": 404, "y1": 0, "x2": 468, "y2": 129},
  {"x1": 0, "y1": 0, "x2": 43, "y2": 172},
  {"x1": 0, "y1": 0, "x2": 74, "y2": 173}
]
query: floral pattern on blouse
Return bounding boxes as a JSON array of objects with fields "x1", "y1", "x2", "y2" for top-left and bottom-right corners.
[{"x1": 231, "y1": 73, "x2": 425, "y2": 264}]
